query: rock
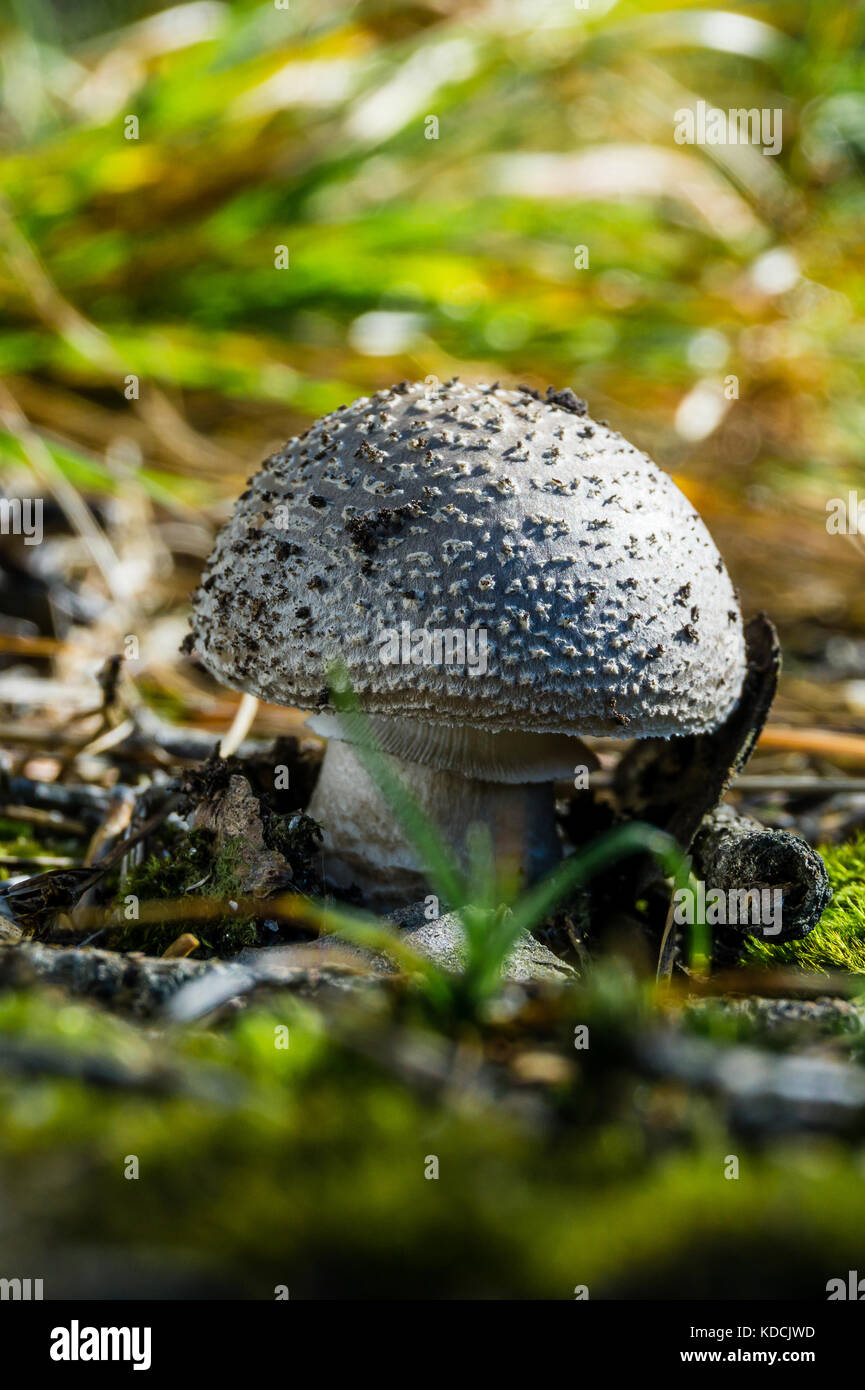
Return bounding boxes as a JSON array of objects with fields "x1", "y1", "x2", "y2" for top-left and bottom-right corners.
[
  {"x1": 168, "y1": 945, "x2": 377, "y2": 1022},
  {"x1": 0, "y1": 913, "x2": 22, "y2": 944},
  {"x1": 0, "y1": 940, "x2": 209, "y2": 1016},
  {"x1": 241, "y1": 903, "x2": 578, "y2": 990},
  {"x1": 686, "y1": 994, "x2": 865, "y2": 1034},
  {"x1": 191, "y1": 773, "x2": 290, "y2": 897},
  {"x1": 386, "y1": 902, "x2": 578, "y2": 983},
  {"x1": 302, "y1": 936, "x2": 389, "y2": 972},
  {"x1": 641, "y1": 1026, "x2": 865, "y2": 1135}
]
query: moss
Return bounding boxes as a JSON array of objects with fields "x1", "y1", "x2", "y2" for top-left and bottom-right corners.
[
  {"x1": 198, "y1": 914, "x2": 261, "y2": 955},
  {"x1": 3, "y1": 789, "x2": 321, "y2": 959},
  {"x1": 208, "y1": 836, "x2": 244, "y2": 898},
  {"x1": 262, "y1": 809, "x2": 323, "y2": 895},
  {"x1": 121, "y1": 828, "x2": 215, "y2": 903},
  {"x1": 182, "y1": 837, "x2": 258, "y2": 954},
  {"x1": 1, "y1": 985, "x2": 865, "y2": 1298},
  {"x1": 106, "y1": 828, "x2": 211, "y2": 956},
  {"x1": 742, "y1": 833, "x2": 865, "y2": 974},
  {"x1": 107, "y1": 828, "x2": 262, "y2": 958}
]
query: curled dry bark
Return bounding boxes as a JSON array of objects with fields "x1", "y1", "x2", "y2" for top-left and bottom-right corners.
[
  {"x1": 691, "y1": 804, "x2": 832, "y2": 946},
  {"x1": 609, "y1": 614, "x2": 831, "y2": 966}
]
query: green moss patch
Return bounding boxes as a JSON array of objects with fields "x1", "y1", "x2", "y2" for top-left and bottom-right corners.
[
  {"x1": 107, "y1": 828, "x2": 258, "y2": 957},
  {"x1": 743, "y1": 834, "x2": 865, "y2": 974},
  {"x1": 1, "y1": 985, "x2": 865, "y2": 1299}
]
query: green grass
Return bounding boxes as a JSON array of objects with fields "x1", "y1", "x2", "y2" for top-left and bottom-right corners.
[
  {"x1": 2, "y1": 0, "x2": 865, "y2": 520},
  {"x1": 743, "y1": 834, "x2": 865, "y2": 974}
]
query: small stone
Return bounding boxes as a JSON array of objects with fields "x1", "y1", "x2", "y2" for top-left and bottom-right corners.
[{"x1": 388, "y1": 902, "x2": 577, "y2": 983}]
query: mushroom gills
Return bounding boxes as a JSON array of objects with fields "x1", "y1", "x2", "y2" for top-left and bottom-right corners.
[{"x1": 307, "y1": 712, "x2": 599, "y2": 784}]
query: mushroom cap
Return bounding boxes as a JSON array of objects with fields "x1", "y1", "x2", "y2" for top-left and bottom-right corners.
[{"x1": 190, "y1": 379, "x2": 746, "y2": 742}]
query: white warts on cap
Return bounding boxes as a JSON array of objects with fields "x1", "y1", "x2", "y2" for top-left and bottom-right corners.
[{"x1": 189, "y1": 379, "x2": 746, "y2": 742}]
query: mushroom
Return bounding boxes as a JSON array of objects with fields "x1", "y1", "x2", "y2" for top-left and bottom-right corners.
[{"x1": 188, "y1": 380, "x2": 746, "y2": 908}]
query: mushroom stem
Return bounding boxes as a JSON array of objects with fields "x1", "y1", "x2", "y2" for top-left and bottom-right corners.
[{"x1": 308, "y1": 740, "x2": 562, "y2": 910}]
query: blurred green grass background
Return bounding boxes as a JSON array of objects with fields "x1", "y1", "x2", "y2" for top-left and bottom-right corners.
[{"x1": 2, "y1": 0, "x2": 864, "y2": 651}]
